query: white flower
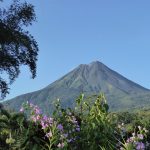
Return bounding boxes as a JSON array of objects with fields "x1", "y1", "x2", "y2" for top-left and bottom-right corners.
[{"x1": 138, "y1": 126, "x2": 141, "y2": 130}]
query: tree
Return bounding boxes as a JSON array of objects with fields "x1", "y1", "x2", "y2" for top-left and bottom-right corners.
[{"x1": 0, "y1": 0, "x2": 39, "y2": 99}]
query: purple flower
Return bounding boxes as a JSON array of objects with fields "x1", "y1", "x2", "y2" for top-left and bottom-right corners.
[
  {"x1": 43, "y1": 124, "x2": 48, "y2": 129},
  {"x1": 136, "y1": 142, "x2": 145, "y2": 150},
  {"x1": 63, "y1": 133, "x2": 68, "y2": 138},
  {"x1": 43, "y1": 115, "x2": 48, "y2": 121},
  {"x1": 67, "y1": 139, "x2": 73, "y2": 143},
  {"x1": 76, "y1": 127, "x2": 80, "y2": 132},
  {"x1": 42, "y1": 116, "x2": 53, "y2": 125},
  {"x1": 41, "y1": 121, "x2": 48, "y2": 129},
  {"x1": 57, "y1": 124, "x2": 63, "y2": 131}
]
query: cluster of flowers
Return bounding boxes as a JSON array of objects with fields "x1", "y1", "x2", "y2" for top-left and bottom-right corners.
[
  {"x1": 69, "y1": 114, "x2": 80, "y2": 132},
  {"x1": 20, "y1": 102, "x2": 66, "y2": 148},
  {"x1": 20, "y1": 102, "x2": 81, "y2": 149},
  {"x1": 64, "y1": 113, "x2": 81, "y2": 143},
  {"x1": 120, "y1": 125, "x2": 149, "y2": 150}
]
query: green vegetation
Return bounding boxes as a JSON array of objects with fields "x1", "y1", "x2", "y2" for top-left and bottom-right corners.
[{"x1": 1, "y1": 94, "x2": 150, "y2": 150}]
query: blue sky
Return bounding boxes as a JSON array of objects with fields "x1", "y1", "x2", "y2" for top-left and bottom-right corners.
[{"x1": 3, "y1": 0, "x2": 150, "y2": 100}]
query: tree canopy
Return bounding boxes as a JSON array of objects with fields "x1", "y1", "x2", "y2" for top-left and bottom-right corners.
[{"x1": 0, "y1": 0, "x2": 39, "y2": 99}]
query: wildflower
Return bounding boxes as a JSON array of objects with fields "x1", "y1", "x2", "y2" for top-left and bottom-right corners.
[
  {"x1": 41, "y1": 121, "x2": 48, "y2": 129},
  {"x1": 31, "y1": 116, "x2": 37, "y2": 122},
  {"x1": 136, "y1": 142, "x2": 145, "y2": 150},
  {"x1": 63, "y1": 133, "x2": 68, "y2": 138},
  {"x1": 57, "y1": 142, "x2": 65, "y2": 148},
  {"x1": 138, "y1": 126, "x2": 141, "y2": 130},
  {"x1": 126, "y1": 138, "x2": 131, "y2": 143},
  {"x1": 34, "y1": 106, "x2": 41, "y2": 114},
  {"x1": 46, "y1": 131, "x2": 52, "y2": 138},
  {"x1": 67, "y1": 139, "x2": 73, "y2": 143},
  {"x1": 36, "y1": 115, "x2": 41, "y2": 120},
  {"x1": 20, "y1": 107, "x2": 24, "y2": 112},
  {"x1": 72, "y1": 116, "x2": 78, "y2": 124},
  {"x1": 130, "y1": 136, "x2": 135, "y2": 142},
  {"x1": 57, "y1": 124, "x2": 63, "y2": 131},
  {"x1": 47, "y1": 117, "x2": 53, "y2": 124},
  {"x1": 137, "y1": 134, "x2": 144, "y2": 140},
  {"x1": 43, "y1": 115, "x2": 48, "y2": 121},
  {"x1": 76, "y1": 127, "x2": 80, "y2": 132},
  {"x1": 132, "y1": 132, "x2": 135, "y2": 137}
]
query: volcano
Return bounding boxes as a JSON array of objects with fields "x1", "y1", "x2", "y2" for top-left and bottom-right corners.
[{"x1": 4, "y1": 61, "x2": 150, "y2": 113}]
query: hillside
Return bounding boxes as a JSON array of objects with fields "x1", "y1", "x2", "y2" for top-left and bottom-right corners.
[{"x1": 4, "y1": 61, "x2": 150, "y2": 113}]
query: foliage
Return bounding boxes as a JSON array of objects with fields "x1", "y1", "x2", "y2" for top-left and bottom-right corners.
[
  {"x1": 0, "y1": 94, "x2": 150, "y2": 150},
  {"x1": 0, "y1": 0, "x2": 38, "y2": 99}
]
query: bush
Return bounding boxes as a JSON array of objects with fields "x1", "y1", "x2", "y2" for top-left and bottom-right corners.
[{"x1": 0, "y1": 94, "x2": 150, "y2": 150}]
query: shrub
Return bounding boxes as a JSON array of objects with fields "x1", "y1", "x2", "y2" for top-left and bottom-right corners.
[{"x1": 0, "y1": 94, "x2": 150, "y2": 150}]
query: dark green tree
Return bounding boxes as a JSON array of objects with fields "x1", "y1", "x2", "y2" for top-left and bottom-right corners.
[{"x1": 0, "y1": 0, "x2": 39, "y2": 99}]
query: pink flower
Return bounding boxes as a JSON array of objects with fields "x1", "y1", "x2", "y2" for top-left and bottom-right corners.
[
  {"x1": 34, "y1": 107, "x2": 41, "y2": 114},
  {"x1": 20, "y1": 107, "x2": 24, "y2": 112},
  {"x1": 36, "y1": 115, "x2": 40, "y2": 120},
  {"x1": 46, "y1": 131, "x2": 52, "y2": 138},
  {"x1": 47, "y1": 117, "x2": 53, "y2": 124},
  {"x1": 31, "y1": 116, "x2": 37, "y2": 122},
  {"x1": 41, "y1": 121, "x2": 48, "y2": 129},
  {"x1": 57, "y1": 142, "x2": 65, "y2": 148},
  {"x1": 137, "y1": 134, "x2": 144, "y2": 140}
]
